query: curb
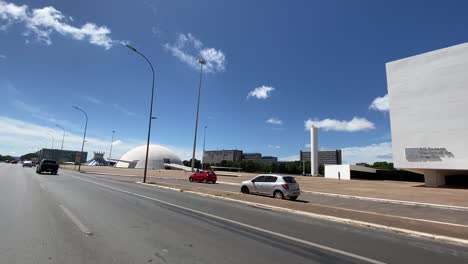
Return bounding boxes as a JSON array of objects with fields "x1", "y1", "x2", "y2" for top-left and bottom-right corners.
[
  {"x1": 300, "y1": 191, "x2": 468, "y2": 212},
  {"x1": 137, "y1": 181, "x2": 468, "y2": 247}
]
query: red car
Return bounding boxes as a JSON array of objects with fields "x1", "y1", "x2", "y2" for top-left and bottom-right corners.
[{"x1": 189, "y1": 170, "x2": 217, "y2": 183}]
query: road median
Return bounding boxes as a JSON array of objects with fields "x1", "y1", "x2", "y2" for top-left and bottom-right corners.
[{"x1": 138, "y1": 180, "x2": 468, "y2": 247}]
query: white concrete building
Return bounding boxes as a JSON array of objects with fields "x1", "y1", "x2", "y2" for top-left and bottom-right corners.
[
  {"x1": 386, "y1": 42, "x2": 468, "y2": 186},
  {"x1": 324, "y1": 165, "x2": 376, "y2": 180},
  {"x1": 116, "y1": 145, "x2": 182, "y2": 169}
]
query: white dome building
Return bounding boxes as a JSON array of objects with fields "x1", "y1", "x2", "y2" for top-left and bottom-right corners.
[{"x1": 116, "y1": 145, "x2": 182, "y2": 169}]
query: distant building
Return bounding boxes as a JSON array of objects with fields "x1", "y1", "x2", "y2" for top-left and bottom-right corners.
[
  {"x1": 203, "y1": 150, "x2": 243, "y2": 164},
  {"x1": 37, "y1": 148, "x2": 88, "y2": 164},
  {"x1": 242, "y1": 153, "x2": 262, "y2": 161},
  {"x1": 242, "y1": 153, "x2": 278, "y2": 164},
  {"x1": 300, "y1": 150, "x2": 342, "y2": 165},
  {"x1": 260, "y1": 156, "x2": 278, "y2": 164},
  {"x1": 203, "y1": 150, "x2": 278, "y2": 164}
]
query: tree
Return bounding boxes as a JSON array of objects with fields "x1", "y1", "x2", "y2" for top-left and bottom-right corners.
[
  {"x1": 371, "y1": 161, "x2": 394, "y2": 170},
  {"x1": 0, "y1": 154, "x2": 15, "y2": 162}
]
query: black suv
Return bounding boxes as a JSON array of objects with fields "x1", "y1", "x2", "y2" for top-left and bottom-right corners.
[{"x1": 36, "y1": 159, "x2": 59, "y2": 175}]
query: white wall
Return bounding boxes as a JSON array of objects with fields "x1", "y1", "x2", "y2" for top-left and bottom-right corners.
[
  {"x1": 386, "y1": 42, "x2": 468, "y2": 171},
  {"x1": 324, "y1": 165, "x2": 351, "y2": 180}
]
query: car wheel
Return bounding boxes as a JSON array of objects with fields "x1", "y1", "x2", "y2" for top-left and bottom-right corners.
[
  {"x1": 273, "y1": 191, "x2": 284, "y2": 200},
  {"x1": 212, "y1": 181, "x2": 216, "y2": 184},
  {"x1": 289, "y1": 196, "x2": 298, "y2": 201},
  {"x1": 241, "y1": 186, "x2": 250, "y2": 194},
  {"x1": 189, "y1": 177, "x2": 193, "y2": 182}
]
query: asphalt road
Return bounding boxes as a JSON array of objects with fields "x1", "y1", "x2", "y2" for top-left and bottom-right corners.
[
  {"x1": 1, "y1": 163, "x2": 468, "y2": 264},
  {"x1": 85, "y1": 173, "x2": 468, "y2": 226}
]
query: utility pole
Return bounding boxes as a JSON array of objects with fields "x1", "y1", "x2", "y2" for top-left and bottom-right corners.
[{"x1": 191, "y1": 59, "x2": 206, "y2": 172}]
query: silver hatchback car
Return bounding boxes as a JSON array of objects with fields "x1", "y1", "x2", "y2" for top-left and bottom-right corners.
[{"x1": 240, "y1": 174, "x2": 300, "y2": 200}]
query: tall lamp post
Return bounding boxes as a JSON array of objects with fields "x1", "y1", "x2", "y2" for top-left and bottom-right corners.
[
  {"x1": 109, "y1": 130, "x2": 116, "y2": 161},
  {"x1": 126, "y1": 44, "x2": 155, "y2": 183},
  {"x1": 55, "y1": 124, "x2": 65, "y2": 150},
  {"x1": 191, "y1": 59, "x2": 206, "y2": 172},
  {"x1": 47, "y1": 133, "x2": 55, "y2": 149},
  {"x1": 73, "y1": 106, "x2": 88, "y2": 172}
]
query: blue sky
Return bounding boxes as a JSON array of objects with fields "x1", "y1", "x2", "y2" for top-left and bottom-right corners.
[{"x1": 1, "y1": 0, "x2": 468, "y2": 163}]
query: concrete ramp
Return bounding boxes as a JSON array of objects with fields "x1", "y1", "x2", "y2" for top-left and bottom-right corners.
[{"x1": 164, "y1": 163, "x2": 192, "y2": 172}]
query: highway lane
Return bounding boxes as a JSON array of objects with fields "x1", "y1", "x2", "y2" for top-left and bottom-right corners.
[
  {"x1": 1, "y1": 163, "x2": 468, "y2": 263},
  {"x1": 80, "y1": 173, "x2": 468, "y2": 226}
]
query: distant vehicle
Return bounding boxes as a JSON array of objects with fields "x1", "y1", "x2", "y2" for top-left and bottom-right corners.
[
  {"x1": 22, "y1": 161, "x2": 33, "y2": 167},
  {"x1": 240, "y1": 174, "x2": 300, "y2": 200},
  {"x1": 189, "y1": 170, "x2": 217, "y2": 183},
  {"x1": 36, "y1": 159, "x2": 59, "y2": 174},
  {"x1": 10, "y1": 160, "x2": 18, "y2": 164}
]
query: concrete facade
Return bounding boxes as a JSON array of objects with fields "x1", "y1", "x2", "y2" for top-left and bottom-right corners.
[
  {"x1": 386, "y1": 42, "x2": 468, "y2": 186},
  {"x1": 116, "y1": 145, "x2": 182, "y2": 169},
  {"x1": 37, "y1": 148, "x2": 87, "y2": 164},
  {"x1": 300, "y1": 150, "x2": 342, "y2": 165},
  {"x1": 203, "y1": 150, "x2": 243, "y2": 164}
]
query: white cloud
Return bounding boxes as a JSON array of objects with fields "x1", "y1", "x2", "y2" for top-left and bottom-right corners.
[
  {"x1": 111, "y1": 139, "x2": 122, "y2": 146},
  {"x1": 0, "y1": 1, "x2": 115, "y2": 49},
  {"x1": 279, "y1": 154, "x2": 299, "y2": 162},
  {"x1": 341, "y1": 142, "x2": 392, "y2": 164},
  {"x1": 0, "y1": 116, "x2": 141, "y2": 158},
  {"x1": 369, "y1": 94, "x2": 389, "y2": 112},
  {"x1": 83, "y1": 95, "x2": 102, "y2": 104},
  {"x1": 4, "y1": 81, "x2": 19, "y2": 94},
  {"x1": 113, "y1": 104, "x2": 136, "y2": 117},
  {"x1": 305, "y1": 117, "x2": 375, "y2": 132},
  {"x1": 0, "y1": 54, "x2": 6, "y2": 59},
  {"x1": 266, "y1": 117, "x2": 282, "y2": 125},
  {"x1": 267, "y1": 144, "x2": 280, "y2": 149},
  {"x1": 247, "y1": 85, "x2": 274, "y2": 99},
  {"x1": 164, "y1": 33, "x2": 226, "y2": 73},
  {"x1": 9, "y1": 99, "x2": 84, "y2": 133},
  {"x1": 0, "y1": 116, "x2": 201, "y2": 161}
]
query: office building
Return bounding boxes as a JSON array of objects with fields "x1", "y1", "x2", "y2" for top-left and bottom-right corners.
[
  {"x1": 300, "y1": 150, "x2": 342, "y2": 165},
  {"x1": 37, "y1": 148, "x2": 88, "y2": 164},
  {"x1": 203, "y1": 150, "x2": 243, "y2": 164}
]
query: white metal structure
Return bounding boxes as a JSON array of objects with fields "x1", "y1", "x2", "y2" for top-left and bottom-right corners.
[
  {"x1": 116, "y1": 145, "x2": 182, "y2": 170},
  {"x1": 310, "y1": 126, "x2": 319, "y2": 176},
  {"x1": 386, "y1": 42, "x2": 468, "y2": 186}
]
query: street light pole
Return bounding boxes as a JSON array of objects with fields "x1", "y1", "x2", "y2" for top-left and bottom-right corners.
[
  {"x1": 56, "y1": 124, "x2": 65, "y2": 150},
  {"x1": 73, "y1": 106, "x2": 88, "y2": 172},
  {"x1": 47, "y1": 133, "x2": 55, "y2": 149},
  {"x1": 126, "y1": 44, "x2": 155, "y2": 183},
  {"x1": 202, "y1": 125, "x2": 207, "y2": 169},
  {"x1": 109, "y1": 130, "x2": 115, "y2": 160},
  {"x1": 191, "y1": 59, "x2": 206, "y2": 172}
]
